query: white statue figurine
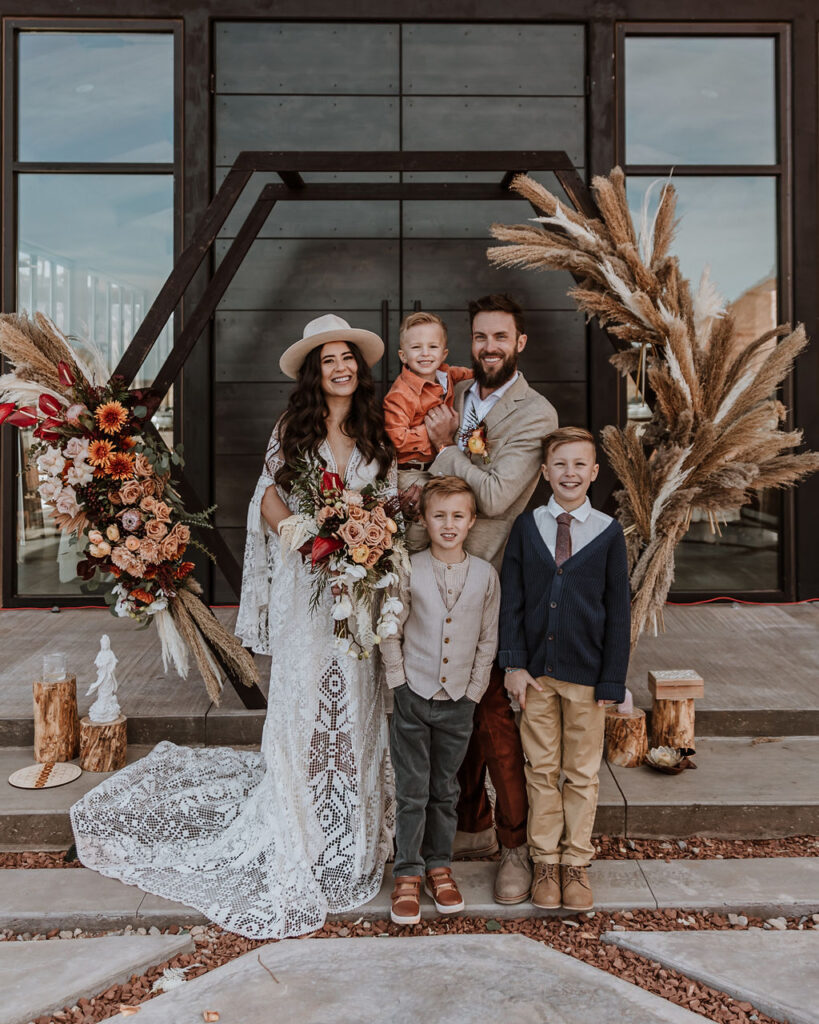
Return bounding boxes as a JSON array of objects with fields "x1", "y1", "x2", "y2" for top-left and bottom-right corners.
[{"x1": 86, "y1": 635, "x2": 121, "y2": 724}]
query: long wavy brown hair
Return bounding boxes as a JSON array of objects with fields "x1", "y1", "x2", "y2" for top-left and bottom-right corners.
[{"x1": 275, "y1": 341, "x2": 394, "y2": 492}]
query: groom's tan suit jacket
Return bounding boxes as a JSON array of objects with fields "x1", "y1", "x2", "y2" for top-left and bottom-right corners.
[{"x1": 429, "y1": 374, "x2": 558, "y2": 570}]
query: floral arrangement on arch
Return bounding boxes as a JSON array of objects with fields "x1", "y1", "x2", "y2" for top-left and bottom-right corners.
[
  {"x1": 278, "y1": 462, "x2": 408, "y2": 658},
  {"x1": 0, "y1": 312, "x2": 258, "y2": 702}
]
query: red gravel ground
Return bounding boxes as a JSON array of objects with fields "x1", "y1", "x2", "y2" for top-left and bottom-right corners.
[
  {"x1": 7, "y1": 910, "x2": 816, "y2": 1024},
  {"x1": 3, "y1": 834, "x2": 817, "y2": 870}
]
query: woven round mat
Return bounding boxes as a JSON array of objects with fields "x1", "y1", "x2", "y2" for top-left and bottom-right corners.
[{"x1": 8, "y1": 761, "x2": 82, "y2": 789}]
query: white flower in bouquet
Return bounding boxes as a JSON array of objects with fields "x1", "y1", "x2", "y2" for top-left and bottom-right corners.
[
  {"x1": 332, "y1": 593, "x2": 353, "y2": 621},
  {"x1": 278, "y1": 513, "x2": 315, "y2": 554},
  {"x1": 373, "y1": 571, "x2": 399, "y2": 590},
  {"x1": 380, "y1": 595, "x2": 404, "y2": 617},
  {"x1": 333, "y1": 634, "x2": 353, "y2": 655},
  {"x1": 38, "y1": 477, "x2": 63, "y2": 503},
  {"x1": 65, "y1": 437, "x2": 90, "y2": 460},
  {"x1": 38, "y1": 446, "x2": 65, "y2": 477},
  {"x1": 376, "y1": 616, "x2": 399, "y2": 639},
  {"x1": 67, "y1": 460, "x2": 94, "y2": 487},
  {"x1": 147, "y1": 597, "x2": 168, "y2": 615},
  {"x1": 342, "y1": 563, "x2": 368, "y2": 583},
  {"x1": 55, "y1": 485, "x2": 80, "y2": 517},
  {"x1": 342, "y1": 489, "x2": 364, "y2": 506}
]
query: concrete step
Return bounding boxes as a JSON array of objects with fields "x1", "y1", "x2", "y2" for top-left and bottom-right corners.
[
  {"x1": 3, "y1": 737, "x2": 818, "y2": 850},
  {"x1": 1, "y1": 858, "x2": 817, "y2": 935}
]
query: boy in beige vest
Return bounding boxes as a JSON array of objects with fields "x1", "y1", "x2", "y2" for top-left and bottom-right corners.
[{"x1": 380, "y1": 476, "x2": 499, "y2": 925}]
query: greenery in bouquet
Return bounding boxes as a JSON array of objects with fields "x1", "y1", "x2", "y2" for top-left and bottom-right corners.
[
  {"x1": 279, "y1": 460, "x2": 409, "y2": 658},
  {"x1": 0, "y1": 312, "x2": 258, "y2": 702}
]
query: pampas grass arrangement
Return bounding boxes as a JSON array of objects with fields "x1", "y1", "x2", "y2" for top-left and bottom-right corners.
[{"x1": 489, "y1": 169, "x2": 819, "y2": 645}]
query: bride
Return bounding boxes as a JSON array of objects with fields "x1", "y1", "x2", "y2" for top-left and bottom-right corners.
[{"x1": 70, "y1": 315, "x2": 396, "y2": 939}]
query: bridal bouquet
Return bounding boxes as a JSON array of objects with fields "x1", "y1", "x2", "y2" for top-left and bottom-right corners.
[
  {"x1": 0, "y1": 312, "x2": 258, "y2": 702},
  {"x1": 278, "y1": 461, "x2": 408, "y2": 658}
]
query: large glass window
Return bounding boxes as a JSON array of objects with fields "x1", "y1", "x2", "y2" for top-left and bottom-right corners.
[
  {"x1": 9, "y1": 28, "x2": 176, "y2": 599},
  {"x1": 621, "y1": 29, "x2": 786, "y2": 595}
]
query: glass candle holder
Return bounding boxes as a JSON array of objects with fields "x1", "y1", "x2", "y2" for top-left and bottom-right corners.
[{"x1": 42, "y1": 652, "x2": 67, "y2": 683}]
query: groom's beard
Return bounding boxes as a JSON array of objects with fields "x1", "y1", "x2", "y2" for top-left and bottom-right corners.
[{"x1": 472, "y1": 349, "x2": 518, "y2": 390}]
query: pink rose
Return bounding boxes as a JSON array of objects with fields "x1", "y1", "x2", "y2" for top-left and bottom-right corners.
[
  {"x1": 169, "y1": 522, "x2": 191, "y2": 546},
  {"x1": 119, "y1": 479, "x2": 142, "y2": 505},
  {"x1": 134, "y1": 454, "x2": 154, "y2": 478},
  {"x1": 140, "y1": 496, "x2": 158, "y2": 514},
  {"x1": 153, "y1": 501, "x2": 172, "y2": 524},
  {"x1": 317, "y1": 505, "x2": 339, "y2": 526},
  {"x1": 363, "y1": 523, "x2": 386, "y2": 548},
  {"x1": 88, "y1": 529, "x2": 104, "y2": 545},
  {"x1": 337, "y1": 520, "x2": 367, "y2": 547},
  {"x1": 159, "y1": 534, "x2": 180, "y2": 562},
  {"x1": 144, "y1": 518, "x2": 169, "y2": 540},
  {"x1": 347, "y1": 504, "x2": 369, "y2": 522},
  {"x1": 55, "y1": 486, "x2": 80, "y2": 517},
  {"x1": 365, "y1": 546, "x2": 384, "y2": 568},
  {"x1": 141, "y1": 477, "x2": 158, "y2": 497}
]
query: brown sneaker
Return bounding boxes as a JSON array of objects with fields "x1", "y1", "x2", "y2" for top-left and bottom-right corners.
[
  {"x1": 493, "y1": 844, "x2": 532, "y2": 905},
  {"x1": 425, "y1": 867, "x2": 465, "y2": 914},
  {"x1": 531, "y1": 863, "x2": 561, "y2": 909},
  {"x1": 390, "y1": 875, "x2": 422, "y2": 925},
  {"x1": 452, "y1": 827, "x2": 499, "y2": 860},
  {"x1": 561, "y1": 864, "x2": 594, "y2": 911}
]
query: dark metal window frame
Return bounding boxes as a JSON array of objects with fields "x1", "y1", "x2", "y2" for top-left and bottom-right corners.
[
  {"x1": 1, "y1": 16, "x2": 183, "y2": 607},
  {"x1": 616, "y1": 20, "x2": 795, "y2": 602}
]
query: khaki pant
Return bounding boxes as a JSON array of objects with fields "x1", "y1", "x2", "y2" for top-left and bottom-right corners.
[
  {"x1": 520, "y1": 676, "x2": 605, "y2": 867},
  {"x1": 398, "y1": 467, "x2": 431, "y2": 553}
]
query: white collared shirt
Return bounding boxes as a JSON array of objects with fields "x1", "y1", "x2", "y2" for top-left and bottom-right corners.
[
  {"x1": 457, "y1": 372, "x2": 519, "y2": 451},
  {"x1": 533, "y1": 495, "x2": 613, "y2": 559},
  {"x1": 436, "y1": 369, "x2": 449, "y2": 394}
]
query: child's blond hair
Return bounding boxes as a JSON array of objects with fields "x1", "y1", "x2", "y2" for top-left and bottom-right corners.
[
  {"x1": 420, "y1": 475, "x2": 477, "y2": 517},
  {"x1": 398, "y1": 311, "x2": 448, "y2": 349},
  {"x1": 543, "y1": 426, "x2": 597, "y2": 462}
]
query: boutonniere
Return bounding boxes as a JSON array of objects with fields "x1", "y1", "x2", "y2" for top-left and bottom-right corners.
[{"x1": 460, "y1": 416, "x2": 490, "y2": 463}]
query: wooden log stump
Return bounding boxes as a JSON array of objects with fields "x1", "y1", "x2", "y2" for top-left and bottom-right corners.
[
  {"x1": 605, "y1": 707, "x2": 648, "y2": 767},
  {"x1": 79, "y1": 715, "x2": 127, "y2": 772},
  {"x1": 650, "y1": 698, "x2": 696, "y2": 754},
  {"x1": 32, "y1": 676, "x2": 79, "y2": 763}
]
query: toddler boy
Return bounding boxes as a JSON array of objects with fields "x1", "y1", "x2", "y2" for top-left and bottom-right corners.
[
  {"x1": 499, "y1": 427, "x2": 631, "y2": 911},
  {"x1": 381, "y1": 476, "x2": 499, "y2": 925}
]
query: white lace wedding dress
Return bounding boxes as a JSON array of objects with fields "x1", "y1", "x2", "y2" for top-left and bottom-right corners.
[{"x1": 70, "y1": 432, "x2": 395, "y2": 939}]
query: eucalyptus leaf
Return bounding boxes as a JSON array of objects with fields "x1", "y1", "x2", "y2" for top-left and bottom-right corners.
[{"x1": 133, "y1": 405, "x2": 148, "y2": 418}]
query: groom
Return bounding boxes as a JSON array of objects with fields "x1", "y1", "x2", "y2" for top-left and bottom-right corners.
[{"x1": 424, "y1": 293, "x2": 558, "y2": 904}]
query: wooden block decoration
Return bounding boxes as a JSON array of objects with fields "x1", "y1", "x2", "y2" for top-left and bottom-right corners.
[
  {"x1": 79, "y1": 715, "x2": 127, "y2": 773},
  {"x1": 648, "y1": 669, "x2": 704, "y2": 701},
  {"x1": 604, "y1": 707, "x2": 648, "y2": 767},
  {"x1": 32, "y1": 676, "x2": 80, "y2": 763},
  {"x1": 650, "y1": 697, "x2": 696, "y2": 755}
]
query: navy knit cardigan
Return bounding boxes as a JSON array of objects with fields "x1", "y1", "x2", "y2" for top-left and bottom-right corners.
[{"x1": 498, "y1": 510, "x2": 631, "y2": 702}]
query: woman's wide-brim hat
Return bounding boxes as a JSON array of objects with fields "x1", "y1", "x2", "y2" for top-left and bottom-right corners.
[{"x1": 279, "y1": 314, "x2": 384, "y2": 380}]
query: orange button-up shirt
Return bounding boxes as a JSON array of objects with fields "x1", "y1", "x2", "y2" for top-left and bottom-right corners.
[{"x1": 383, "y1": 364, "x2": 474, "y2": 462}]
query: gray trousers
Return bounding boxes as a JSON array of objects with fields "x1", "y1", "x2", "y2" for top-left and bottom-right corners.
[{"x1": 390, "y1": 683, "x2": 476, "y2": 877}]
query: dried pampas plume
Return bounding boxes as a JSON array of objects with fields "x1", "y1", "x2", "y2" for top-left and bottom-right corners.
[{"x1": 489, "y1": 168, "x2": 819, "y2": 645}]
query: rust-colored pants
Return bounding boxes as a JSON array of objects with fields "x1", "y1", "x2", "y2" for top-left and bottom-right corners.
[{"x1": 456, "y1": 663, "x2": 529, "y2": 848}]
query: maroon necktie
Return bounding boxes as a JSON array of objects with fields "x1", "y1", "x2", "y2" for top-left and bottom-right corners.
[{"x1": 555, "y1": 512, "x2": 573, "y2": 567}]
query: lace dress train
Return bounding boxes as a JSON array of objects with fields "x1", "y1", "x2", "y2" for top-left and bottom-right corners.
[{"x1": 70, "y1": 436, "x2": 395, "y2": 939}]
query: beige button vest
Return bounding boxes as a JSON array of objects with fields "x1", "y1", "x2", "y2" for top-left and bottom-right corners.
[{"x1": 403, "y1": 549, "x2": 492, "y2": 700}]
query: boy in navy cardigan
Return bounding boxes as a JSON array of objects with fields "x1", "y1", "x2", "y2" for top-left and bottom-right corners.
[{"x1": 499, "y1": 426, "x2": 630, "y2": 911}]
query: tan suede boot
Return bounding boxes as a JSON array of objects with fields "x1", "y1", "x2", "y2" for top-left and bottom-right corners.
[
  {"x1": 452, "y1": 827, "x2": 499, "y2": 860},
  {"x1": 493, "y1": 844, "x2": 532, "y2": 905},
  {"x1": 561, "y1": 864, "x2": 594, "y2": 911},
  {"x1": 531, "y1": 863, "x2": 561, "y2": 909}
]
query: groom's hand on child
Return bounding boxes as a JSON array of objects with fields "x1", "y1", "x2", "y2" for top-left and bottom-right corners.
[
  {"x1": 504, "y1": 668, "x2": 542, "y2": 710},
  {"x1": 425, "y1": 405, "x2": 460, "y2": 451}
]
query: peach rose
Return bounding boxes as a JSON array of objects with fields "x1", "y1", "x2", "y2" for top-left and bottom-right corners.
[
  {"x1": 106, "y1": 524, "x2": 120, "y2": 542},
  {"x1": 153, "y1": 501, "x2": 172, "y2": 524},
  {"x1": 144, "y1": 518, "x2": 169, "y2": 540},
  {"x1": 95, "y1": 540, "x2": 112, "y2": 557},
  {"x1": 347, "y1": 504, "x2": 369, "y2": 522},
  {"x1": 159, "y1": 534, "x2": 180, "y2": 562},
  {"x1": 140, "y1": 496, "x2": 158, "y2": 514},
  {"x1": 139, "y1": 538, "x2": 160, "y2": 563},
  {"x1": 382, "y1": 531, "x2": 393, "y2": 550},
  {"x1": 351, "y1": 545, "x2": 370, "y2": 564},
  {"x1": 317, "y1": 505, "x2": 338, "y2": 526},
  {"x1": 88, "y1": 529, "x2": 104, "y2": 545},
  {"x1": 134, "y1": 453, "x2": 154, "y2": 478},
  {"x1": 141, "y1": 477, "x2": 158, "y2": 497},
  {"x1": 385, "y1": 517, "x2": 398, "y2": 534},
  {"x1": 372, "y1": 505, "x2": 388, "y2": 527},
  {"x1": 337, "y1": 520, "x2": 367, "y2": 547},
  {"x1": 364, "y1": 523, "x2": 386, "y2": 548},
  {"x1": 364, "y1": 546, "x2": 383, "y2": 568},
  {"x1": 118, "y1": 479, "x2": 142, "y2": 505},
  {"x1": 125, "y1": 535, "x2": 141, "y2": 552},
  {"x1": 108, "y1": 489, "x2": 122, "y2": 506},
  {"x1": 168, "y1": 523, "x2": 191, "y2": 546}
]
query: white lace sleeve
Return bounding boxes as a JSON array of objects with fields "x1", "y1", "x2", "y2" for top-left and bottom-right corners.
[{"x1": 235, "y1": 427, "x2": 286, "y2": 654}]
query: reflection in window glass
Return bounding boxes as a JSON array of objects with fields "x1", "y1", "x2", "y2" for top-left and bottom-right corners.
[
  {"x1": 625, "y1": 36, "x2": 776, "y2": 166},
  {"x1": 627, "y1": 175, "x2": 779, "y2": 592},
  {"x1": 16, "y1": 174, "x2": 174, "y2": 595},
  {"x1": 19, "y1": 33, "x2": 174, "y2": 163}
]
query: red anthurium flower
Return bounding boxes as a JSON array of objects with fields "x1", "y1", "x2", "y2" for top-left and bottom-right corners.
[
  {"x1": 33, "y1": 420, "x2": 60, "y2": 441},
  {"x1": 7, "y1": 406, "x2": 37, "y2": 428},
  {"x1": 311, "y1": 535, "x2": 343, "y2": 565},
  {"x1": 57, "y1": 361, "x2": 75, "y2": 387},
  {"x1": 38, "y1": 394, "x2": 63, "y2": 417},
  {"x1": 0, "y1": 402, "x2": 14, "y2": 425},
  {"x1": 321, "y1": 469, "x2": 343, "y2": 494}
]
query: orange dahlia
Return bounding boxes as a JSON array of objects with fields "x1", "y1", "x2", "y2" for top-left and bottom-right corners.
[
  {"x1": 88, "y1": 439, "x2": 114, "y2": 467},
  {"x1": 106, "y1": 451, "x2": 136, "y2": 480},
  {"x1": 95, "y1": 400, "x2": 128, "y2": 435}
]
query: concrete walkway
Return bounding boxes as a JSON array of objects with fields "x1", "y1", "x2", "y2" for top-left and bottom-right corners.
[
  {"x1": 604, "y1": 929, "x2": 819, "y2": 1024},
  {"x1": 2, "y1": 858, "x2": 817, "y2": 934},
  {"x1": 101, "y1": 934, "x2": 707, "y2": 1024},
  {"x1": 2, "y1": 932, "x2": 193, "y2": 1024}
]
